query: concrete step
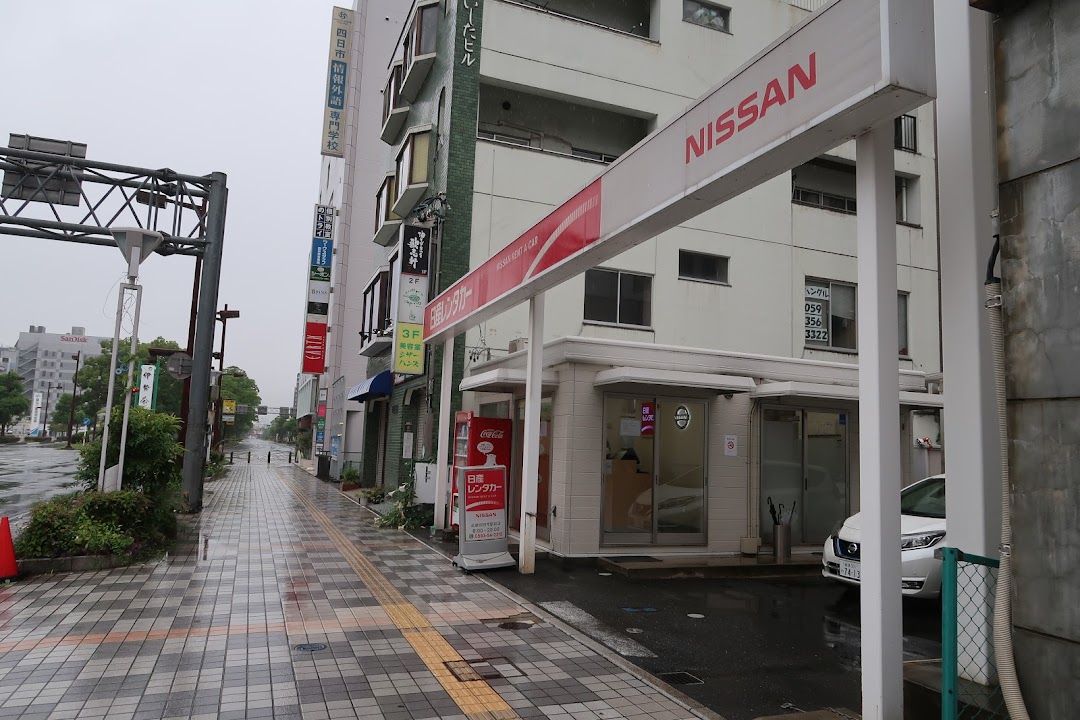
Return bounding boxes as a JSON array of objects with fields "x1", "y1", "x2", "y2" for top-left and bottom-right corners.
[{"x1": 598, "y1": 553, "x2": 824, "y2": 579}]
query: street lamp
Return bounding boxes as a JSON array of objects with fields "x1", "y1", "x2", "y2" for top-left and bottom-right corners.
[{"x1": 41, "y1": 381, "x2": 53, "y2": 438}]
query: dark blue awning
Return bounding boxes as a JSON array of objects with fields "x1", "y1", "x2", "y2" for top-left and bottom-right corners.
[{"x1": 347, "y1": 370, "x2": 393, "y2": 402}]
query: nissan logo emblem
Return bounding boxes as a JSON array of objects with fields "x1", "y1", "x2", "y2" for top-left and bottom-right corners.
[{"x1": 848, "y1": 543, "x2": 859, "y2": 555}]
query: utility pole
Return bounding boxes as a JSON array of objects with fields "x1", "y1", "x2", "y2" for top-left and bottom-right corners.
[
  {"x1": 65, "y1": 351, "x2": 81, "y2": 448},
  {"x1": 42, "y1": 382, "x2": 53, "y2": 439},
  {"x1": 212, "y1": 304, "x2": 240, "y2": 455}
]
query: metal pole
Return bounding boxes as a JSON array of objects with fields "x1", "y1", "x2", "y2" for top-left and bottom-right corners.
[
  {"x1": 98, "y1": 284, "x2": 129, "y2": 490},
  {"x1": 179, "y1": 255, "x2": 202, "y2": 447},
  {"x1": 116, "y1": 283, "x2": 143, "y2": 487},
  {"x1": 66, "y1": 351, "x2": 80, "y2": 448},
  {"x1": 181, "y1": 172, "x2": 227, "y2": 512},
  {"x1": 434, "y1": 338, "x2": 454, "y2": 531},
  {"x1": 42, "y1": 383, "x2": 52, "y2": 439},
  {"x1": 519, "y1": 294, "x2": 545, "y2": 574},
  {"x1": 213, "y1": 308, "x2": 229, "y2": 454},
  {"x1": 856, "y1": 124, "x2": 903, "y2": 719}
]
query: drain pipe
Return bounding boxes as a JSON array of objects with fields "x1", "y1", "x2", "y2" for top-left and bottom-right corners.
[{"x1": 985, "y1": 221, "x2": 1030, "y2": 720}]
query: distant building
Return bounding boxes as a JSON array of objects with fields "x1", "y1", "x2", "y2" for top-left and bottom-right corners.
[
  {"x1": 14, "y1": 326, "x2": 109, "y2": 416},
  {"x1": 0, "y1": 346, "x2": 15, "y2": 375}
]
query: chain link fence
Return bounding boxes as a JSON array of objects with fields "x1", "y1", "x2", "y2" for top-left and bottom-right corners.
[{"x1": 940, "y1": 547, "x2": 1007, "y2": 719}]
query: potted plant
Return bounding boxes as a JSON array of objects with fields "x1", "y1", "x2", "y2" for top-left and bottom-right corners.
[{"x1": 340, "y1": 465, "x2": 362, "y2": 492}]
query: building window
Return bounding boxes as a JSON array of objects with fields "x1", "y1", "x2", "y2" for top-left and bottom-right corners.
[
  {"x1": 804, "y1": 280, "x2": 857, "y2": 350},
  {"x1": 678, "y1": 250, "x2": 729, "y2": 284},
  {"x1": 360, "y1": 270, "x2": 392, "y2": 344},
  {"x1": 415, "y1": 2, "x2": 439, "y2": 56},
  {"x1": 894, "y1": 114, "x2": 917, "y2": 153},
  {"x1": 792, "y1": 186, "x2": 857, "y2": 214},
  {"x1": 898, "y1": 293, "x2": 909, "y2": 357},
  {"x1": 683, "y1": 0, "x2": 730, "y2": 33},
  {"x1": 585, "y1": 269, "x2": 652, "y2": 327}
]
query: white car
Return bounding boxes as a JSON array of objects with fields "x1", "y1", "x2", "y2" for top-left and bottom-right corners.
[{"x1": 822, "y1": 474, "x2": 946, "y2": 599}]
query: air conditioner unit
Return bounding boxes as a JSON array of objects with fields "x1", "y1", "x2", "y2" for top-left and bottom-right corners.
[{"x1": 508, "y1": 338, "x2": 529, "y2": 354}]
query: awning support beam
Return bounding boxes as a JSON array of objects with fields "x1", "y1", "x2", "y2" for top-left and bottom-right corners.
[
  {"x1": 857, "y1": 123, "x2": 904, "y2": 717},
  {"x1": 518, "y1": 293, "x2": 545, "y2": 574}
]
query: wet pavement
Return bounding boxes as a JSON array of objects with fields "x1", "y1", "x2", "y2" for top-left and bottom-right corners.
[
  {"x1": 0, "y1": 451, "x2": 716, "y2": 720},
  {"x1": 0, "y1": 443, "x2": 81, "y2": 522},
  {"x1": 487, "y1": 562, "x2": 941, "y2": 720}
]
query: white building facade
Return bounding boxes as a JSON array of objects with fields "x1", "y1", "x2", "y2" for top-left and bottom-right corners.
[{"x1": 355, "y1": 0, "x2": 943, "y2": 557}]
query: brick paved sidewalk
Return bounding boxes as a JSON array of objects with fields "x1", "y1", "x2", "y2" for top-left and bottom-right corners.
[{"x1": 0, "y1": 460, "x2": 715, "y2": 720}]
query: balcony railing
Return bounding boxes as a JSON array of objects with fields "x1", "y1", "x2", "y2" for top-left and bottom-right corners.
[{"x1": 895, "y1": 114, "x2": 918, "y2": 153}]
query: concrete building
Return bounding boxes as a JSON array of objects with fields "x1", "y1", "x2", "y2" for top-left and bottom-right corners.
[
  {"x1": 13, "y1": 325, "x2": 108, "y2": 433},
  {"x1": 337, "y1": 0, "x2": 943, "y2": 558},
  {"x1": 0, "y1": 346, "x2": 15, "y2": 375}
]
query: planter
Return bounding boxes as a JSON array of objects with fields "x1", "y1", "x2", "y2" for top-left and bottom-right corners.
[
  {"x1": 341, "y1": 482, "x2": 361, "y2": 492},
  {"x1": 16, "y1": 554, "x2": 137, "y2": 577}
]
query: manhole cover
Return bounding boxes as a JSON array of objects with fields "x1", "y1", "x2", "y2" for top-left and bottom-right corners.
[
  {"x1": 498, "y1": 621, "x2": 534, "y2": 630},
  {"x1": 294, "y1": 643, "x2": 327, "y2": 652},
  {"x1": 657, "y1": 671, "x2": 704, "y2": 686}
]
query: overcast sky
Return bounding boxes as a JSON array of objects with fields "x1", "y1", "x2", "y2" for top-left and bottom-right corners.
[{"x1": 0, "y1": 0, "x2": 343, "y2": 407}]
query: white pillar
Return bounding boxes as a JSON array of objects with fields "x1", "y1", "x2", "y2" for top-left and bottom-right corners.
[
  {"x1": 856, "y1": 124, "x2": 903, "y2": 719},
  {"x1": 518, "y1": 293, "x2": 544, "y2": 574},
  {"x1": 98, "y1": 283, "x2": 130, "y2": 490},
  {"x1": 934, "y1": 0, "x2": 999, "y2": 682},
  {"x1": 434, "y1": 338, "x2": 454, "y2": 531}
]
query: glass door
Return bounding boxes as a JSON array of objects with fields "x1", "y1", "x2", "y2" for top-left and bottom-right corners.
[
  {"x1": 760, "y1": 407, "x2": 849, "y2": 545},
  {"x1": 601, "y1": 395, "x2": 707, "y2": 546},
  {"x1": 509, "y1": 398, "x2": 553, "y2": 540},
  {"x1": 803, "y1": 410, "x2": 848, "y2": 544},
  {"x1": 654, "y1": 400, "x2": 707, "y2": 545}
]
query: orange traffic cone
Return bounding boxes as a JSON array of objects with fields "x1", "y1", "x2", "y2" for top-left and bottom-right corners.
[{"x1": 0, "y1": 517, "x2": 17, "y2": 581}]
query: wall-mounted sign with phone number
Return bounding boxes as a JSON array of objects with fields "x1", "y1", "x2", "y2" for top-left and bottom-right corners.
[{"x1": 804, "y1": 288, "x2": 829, "y2": 343}]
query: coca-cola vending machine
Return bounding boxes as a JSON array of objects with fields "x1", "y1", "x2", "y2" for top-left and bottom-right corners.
[{"x1": 450, "y1": 411, "x2": 512, "y2": 528}]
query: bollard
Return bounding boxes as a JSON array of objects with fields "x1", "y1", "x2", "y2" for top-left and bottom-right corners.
[
  {"x1": 247, "y1": 451, "x2": 251, "y2": 463},
  {"x1": 229, "y1": 452, "x2": 233, "y2": 464},
  {"x1": 267, "y1": 452, "x2": 271, "y2": 464},
  {"x1": 288, "y1": 452, "x2": 293, "y2": 463}
]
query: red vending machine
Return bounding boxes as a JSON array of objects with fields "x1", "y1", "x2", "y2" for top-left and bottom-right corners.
[{"x1": 450, "y1": 411, "x2": 513, "y2": 529}]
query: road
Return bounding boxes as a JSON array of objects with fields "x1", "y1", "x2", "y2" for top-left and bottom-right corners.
[
  {"x1": 488, "y1": 559, "x2": 941, "y2": 720},
  {"x1": 0, "y1": 442, "x2": 82, "y2": 522}
]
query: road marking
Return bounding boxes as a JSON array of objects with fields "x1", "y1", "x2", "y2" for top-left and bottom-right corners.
[
  {"x1": 278, "y1": 469, "x2": 520, "y2": 720},
  {"x1": 539, "y1": 601, "x2": 657, "y2": 658}
]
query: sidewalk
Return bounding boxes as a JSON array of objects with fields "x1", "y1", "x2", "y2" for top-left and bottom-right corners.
[{"x1": 0, "y1": 459, "x2": 719, "y2": 720}]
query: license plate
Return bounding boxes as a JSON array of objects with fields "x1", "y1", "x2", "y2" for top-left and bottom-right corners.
[{"x1": 839, "y1": 560, "x2": 861, "y2": 580}]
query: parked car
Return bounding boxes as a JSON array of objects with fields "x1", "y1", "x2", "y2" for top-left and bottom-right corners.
[{"x1": 822, "y1": 474, "x2": 946, "y2": 598}]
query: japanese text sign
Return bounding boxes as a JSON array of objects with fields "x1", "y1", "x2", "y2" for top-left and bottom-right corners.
[
  {"x1": 393, "y1": 323, "x2": 425, "y2": 375},
  {"x1": 321, "y1": 8, "x2": 354, "y2": 157},
  {"x1": 462, "y1": 465, "x2": 507, "y2": 543}
]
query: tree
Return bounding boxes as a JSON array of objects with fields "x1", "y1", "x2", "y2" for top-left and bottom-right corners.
[
  {"x1": 0, "y1": 372, "x2": 30, "y2": 437},
  {"x1": 221, "y1": 367, "x2": 261, "y2": 441},
  {"x1": 79, "y1": 337, "x2": 184, "y2": 418},
  {"x1": 50, "y1": 393, "x2": 91, "y2": 438}
]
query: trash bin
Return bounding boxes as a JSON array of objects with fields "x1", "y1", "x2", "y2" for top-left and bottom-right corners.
[
  {"x1": 316, "y1": 453, "x2": 332, "y2": 480},
  {"x1": 773, "y1": 523, "x2": 791, "y2": 564}
]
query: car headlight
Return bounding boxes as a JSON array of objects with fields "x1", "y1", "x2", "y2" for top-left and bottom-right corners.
[
  {"x1": 657, "y1": 495, "x2": 696, "y2": 510},
  {"x1": 901, "y1": 532, "x2": 945, "y2": 550}
]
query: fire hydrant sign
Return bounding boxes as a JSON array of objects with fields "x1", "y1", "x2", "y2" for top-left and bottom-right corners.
[{"x1": 453, "y1": 466, "x2": 516, "y2": 572}]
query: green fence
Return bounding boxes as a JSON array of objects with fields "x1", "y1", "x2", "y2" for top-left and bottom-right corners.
[{"x1": 940, "y1": 547, "x2": 1007, "y2": 719}]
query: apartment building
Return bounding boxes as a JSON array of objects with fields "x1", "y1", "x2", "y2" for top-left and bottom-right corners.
[
  {"x1": 343, "y1": 0, "x2": 943, "y2": 558},
  {"x1": 13, "y1": 326, "x2": 107, "y2": 433}
]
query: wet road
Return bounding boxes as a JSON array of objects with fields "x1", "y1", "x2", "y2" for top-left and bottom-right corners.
[
  {"x1": 490, "y1": 559, "x2": 942, "y2": 720},
  {"x1": 0, "y1": 442, "x2": 81, "y2": 522}
]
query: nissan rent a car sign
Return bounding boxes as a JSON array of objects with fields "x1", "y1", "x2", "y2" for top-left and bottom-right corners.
[{"x1": 425, "y1": 0, "x2": 934, "y2": 341}]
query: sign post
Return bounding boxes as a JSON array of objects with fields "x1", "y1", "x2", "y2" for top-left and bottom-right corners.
[{"x1": 453, "y1": 465, "x2": 515, "y2": 572}]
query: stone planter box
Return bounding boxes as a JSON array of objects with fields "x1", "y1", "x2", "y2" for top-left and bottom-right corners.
[{"x1": 16, "y1": 554, "x2": 135, "y2": 577}]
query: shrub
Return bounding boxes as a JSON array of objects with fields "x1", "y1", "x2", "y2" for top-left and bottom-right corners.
[
  {"x1": 359, "y1": 487, "x2": 385, "y2": 504},
  {"x1": 75, "y1": 407, "x2": 182, "y2": 497},
  {"x1": 376, "y1": 462, "x2": 433, "y2": 530},
  {"x1": 341, "y1": 465, "x2": 360, "y2": 483},
  {"x1": 0, "y1": 436, "x2": 20, "y2": 444},
  {"x1": 14, "y1": 490, "x2": 176, "y2": 560}
]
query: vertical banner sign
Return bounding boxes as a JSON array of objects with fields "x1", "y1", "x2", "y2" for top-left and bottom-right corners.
[
  {"x1": 303, "y1": 204, "x2": 335, "y2": 374},
  {"x1": 392, "y1": 225, "x2": 431, "y2": 374},
  {"x1": 316, "y1": 403, "x2": 327, "y2": 449},
  {"x1": 453, "y1": 465, "x2": 516, "y2": 571},
  {"x1": 321, "y1": 8, "x2": 354, "y2": 157},
  {"x1": 138, "y1": 364, "x2": 157, "y2": 410},
  {"x1": 640, "y1": 402, "x2": 656, "y2": 437},
  {"x1": 30, "y1": 391, "x2": 43, "y2": 430}
]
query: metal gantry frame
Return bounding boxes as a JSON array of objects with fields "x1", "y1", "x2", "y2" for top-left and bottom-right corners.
[{"x1": 0, "y1": 143, "x2": 227, "y2": 511}]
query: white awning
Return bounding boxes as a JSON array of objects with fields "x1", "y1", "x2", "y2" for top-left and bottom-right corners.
[
  {"x1": 459, "y1": 368, "x2": 559, "y2": 393},
  {"x1": 751, "y1": 381, "x2": 944, "y2": 408},
  {"x1": 593, "y1": 367, "x2": 756, "y2": 393}
]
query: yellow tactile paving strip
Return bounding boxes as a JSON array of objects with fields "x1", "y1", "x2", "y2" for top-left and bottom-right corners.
[{"x1": 279, "y1": 469, "x2": 521, "y2": 720}]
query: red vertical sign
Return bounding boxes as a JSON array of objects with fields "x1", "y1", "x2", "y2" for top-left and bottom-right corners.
[
  {"x1": 641, "y1": 402, "x2": 656, "y2": 437},
  {"x1": 302, "y1": 321, "x2": 327, "y2": 374}
]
